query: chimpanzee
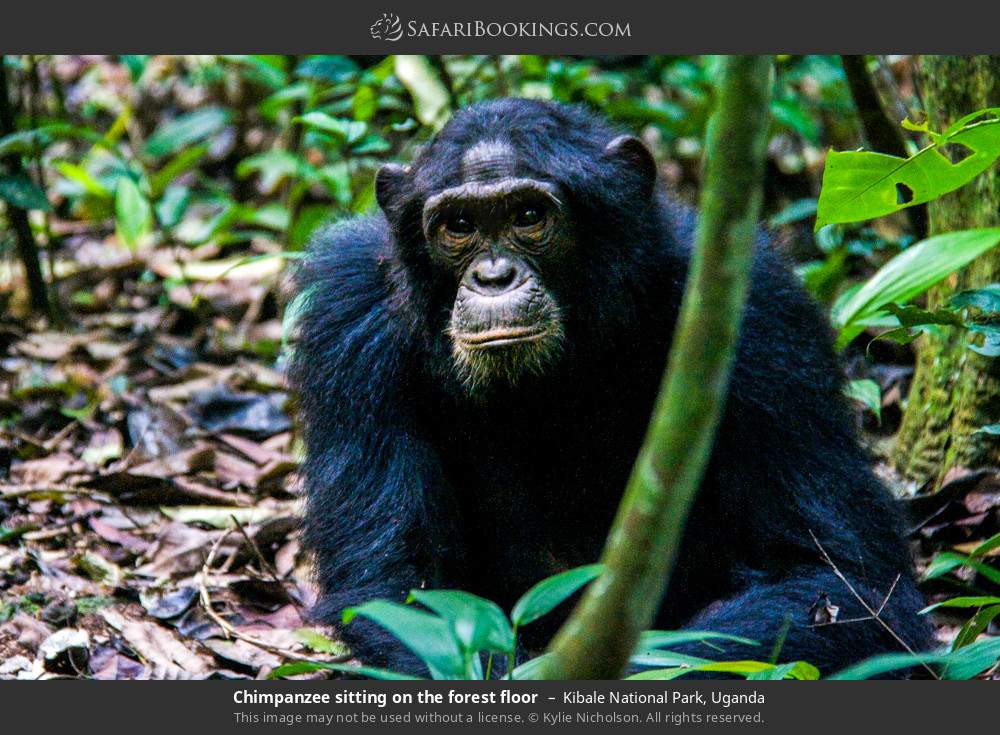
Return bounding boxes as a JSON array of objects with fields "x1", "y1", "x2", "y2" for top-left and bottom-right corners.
[{"x1": 290, "y1": 98, "x2": 933, "y2": 676}]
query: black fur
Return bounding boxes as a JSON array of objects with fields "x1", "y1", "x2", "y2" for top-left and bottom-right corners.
[{"x1": 290, "y1": 99, "x2": 933, "y2": 677}]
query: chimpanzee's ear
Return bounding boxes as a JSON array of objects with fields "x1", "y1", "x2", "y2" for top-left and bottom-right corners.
[
  {"x1": 604, "y1": 135, "x2": 657, "y2": 196},
  {"x1": 375, "y1": 163, "x2": 410, "y2": 213}
]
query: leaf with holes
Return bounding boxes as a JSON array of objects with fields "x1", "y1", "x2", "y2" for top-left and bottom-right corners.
[{"x1": 816, "y1": 109, "x2": 1000, "y2": 230}]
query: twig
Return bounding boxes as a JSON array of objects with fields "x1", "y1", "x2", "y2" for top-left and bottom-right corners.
[
  {"x1": 198, "y1": 529, "x2": 344, "y2": 664},
  {"x1": 229, "y1": 513, "x2": 293, "y2": 594},
  {"x1": 810, "y1": 531, "x2": 938, "y2": 679}
]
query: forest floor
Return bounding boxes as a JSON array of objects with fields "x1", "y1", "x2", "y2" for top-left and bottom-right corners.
[{"x1": 1, "y1": 230, "x2": 996, "y2": 679}]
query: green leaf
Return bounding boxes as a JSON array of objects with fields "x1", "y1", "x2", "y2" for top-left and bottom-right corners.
[
  {"x1": 829, "y1": 651, "x2": 947, "y2": 680},
  {"x1": 54, "y1": 161, "x2": 112, "y2": 198},
  {"x1": 0, "y1": 172, "x2": 51, "y2": 211},
  {"x1": 511, "y1": 654, "x2": 551, "y2": 680},
  {"x1": 294, "y1": 112, "x2": 366, "y2": 144},
  {"x1": 145, "y1": 107, "x2": 230, "y2": 159},
  {"x1": 625, "y1": 667, "x2": 695, "y2": 680},
  {"x1": 149, "y1": 144, "x2": 208, "y2": 197},
  {"x1": 971, "y1": 531, "x2": 1000, "y2": 557},
  {"x1": 407, "y1": 589, "x2": 515, "y2": 654},
  {"x1": 270, "y1": 661, "x2": 422, "y2": 680},
  {"x1": 746, "y1": 661, "x2": 821, "y2": 680},
  {"x1": 832, "y1": 228, "x2": 1000, "y2": 346},
  {"x1": 510, "y1": 564, "x2": 604, "y2": 627},
  {"x1": 952, "y1": 605, "x2": 1000, "y2": 650},
  {"x1": 0, "y1": 123, "x2": 86, "y2": 157},
  {"x1": 637, "y1": 630, "x2": 758, "y2": 650},
  {"x1": 940, "y1": 636, "x2": 1000, "y2": 679},
  {"x1": 816, "y1": 112, "x2": 1000, "y2": 230},
  {"x1": 344, "y1": 600, "x2": 466, "y2": 679},
  {"x1": 884, "y1": 303, "x2": 966, "y2": 328},
  {"x1": 951, "y1": 284, "x2": 1000, "y2": 313},
  {"x1": 237, "y1": 150, "x2": 313, "y2": 191},
  {"x1": 114, "y1": 177, "x2": 152, "y2": 250},
  {"x1": 922, "y1": 551, "x2": 1000, "y2": 587},
  {"x1": 629, "y1": 650, "x2": 712, "y2": 668},
  {"x1": 293, "y1": 628, "x2": 348, "y2": 656},
  {"x1": 844, "y1": 379, "x2": 881, "y2": 423},
  {"x1": 768, "y1": 198, "x2": 818, "y2": 228},
  {"x1": 352, "y1": 86, "x2": 378, "y2": 122},
  {"x1": 968, "y1": 323, "x2": 1000, "y2": 357},
  {"x1": 921, "y1": 596, "x2": 1000, "y2": 613}
]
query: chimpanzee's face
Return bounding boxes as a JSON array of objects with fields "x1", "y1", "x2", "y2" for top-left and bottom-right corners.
[
  {"x1": 419, "y1": 140, "x2": 571, "y2": 392},
  {"x1": 375, "y1": 119, "x2": 655, "y2": 395}
]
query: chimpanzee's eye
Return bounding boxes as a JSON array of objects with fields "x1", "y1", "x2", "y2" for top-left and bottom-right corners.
[
  {"x1": 514, "y1": 205, "x2": 545, "y2": 228},
  {"x1": 445, "y1": 214, "x2": 475, "y2": 236}
]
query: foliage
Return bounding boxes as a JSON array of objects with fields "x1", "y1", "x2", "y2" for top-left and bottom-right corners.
[{"x1": 816, "y1": 109, "x2": 1000, "y2": 230}]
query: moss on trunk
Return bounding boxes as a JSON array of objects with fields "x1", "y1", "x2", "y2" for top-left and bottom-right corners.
[{"x1": 893, "y1": 56, "x2": 1000, "y2": 485}]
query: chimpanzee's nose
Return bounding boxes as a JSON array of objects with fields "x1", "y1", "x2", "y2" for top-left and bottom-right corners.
[{"x1": 470, "y1": 256, "x2": 519, "y2": 294}]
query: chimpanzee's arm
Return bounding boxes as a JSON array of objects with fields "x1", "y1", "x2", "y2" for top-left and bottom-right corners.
[{"x1": 291, "y1": 218, "x2": 459, "y2": 671}]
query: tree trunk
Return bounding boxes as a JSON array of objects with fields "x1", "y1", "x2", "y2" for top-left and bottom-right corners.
[
  {"x1": 538, "y1": 56, "x2": 773, "y2": 680},
  {"x1": 893, "y1": 56, "x2": 1000, "y2": 485}
]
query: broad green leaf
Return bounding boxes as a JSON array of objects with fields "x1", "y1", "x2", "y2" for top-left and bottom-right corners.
[
  {"x1": 270, "y1": 661, "x2": 422, "y2": 680},
  {"x1": 816, "y1": 112, "x2": 1000, "y2": 230},
  {"x1": 294, "y1": 112, "x2": 366, "y2": 144},
  {"x1": 0, "y1": 172, "x2": 51, "y2": 211},
  {"x1": 921, "y1": 596, "x2": 1000, "y2": 614},
  {"x1": 844, "y1": 379, "x2": 881, "y2": 423},
  {"x1": 145, "y1": 107, "x2": 231, "y2": 159},
  {"x1": 237, "y1": 149, "x2": 313, "y2": 191},
  {"x1": 114, "y1": 177, "x2": 151, "y2": 250},
  {"x1": 395, "y1": 55, "x2": 451, "y2": 130},
  {"x1": 510, "y1": 563, "x2": 604, "y2": 627},
  {"x1": 407, "y1": 589, "x2": 514, "y2": 654},
  {"x1": 344, "y1": 600, "x2": 466, "y2": 679},
  {"x1": 951, "y1": 284, "x2": 1000, "y2": 313},
  {"x1": 832, "y1": 228, "x2": 1000, "y2": 347}
]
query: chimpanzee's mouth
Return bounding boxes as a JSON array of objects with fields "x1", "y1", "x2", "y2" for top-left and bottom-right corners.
[{"x1": 455, "y1": 325, "x2": 548, "y2": 349}]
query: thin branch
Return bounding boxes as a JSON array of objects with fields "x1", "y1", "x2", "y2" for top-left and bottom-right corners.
[
  {"x1": 810, "y1": 531, "x2": 938, "y2": 679},
  {"x1": 198, "y1": 529, "x2": 347, "y2": 665}
]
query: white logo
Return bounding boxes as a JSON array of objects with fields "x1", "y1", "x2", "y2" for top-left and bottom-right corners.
[{"x1": 370, "y1": 13, "x2": 403, "y2": 41}]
